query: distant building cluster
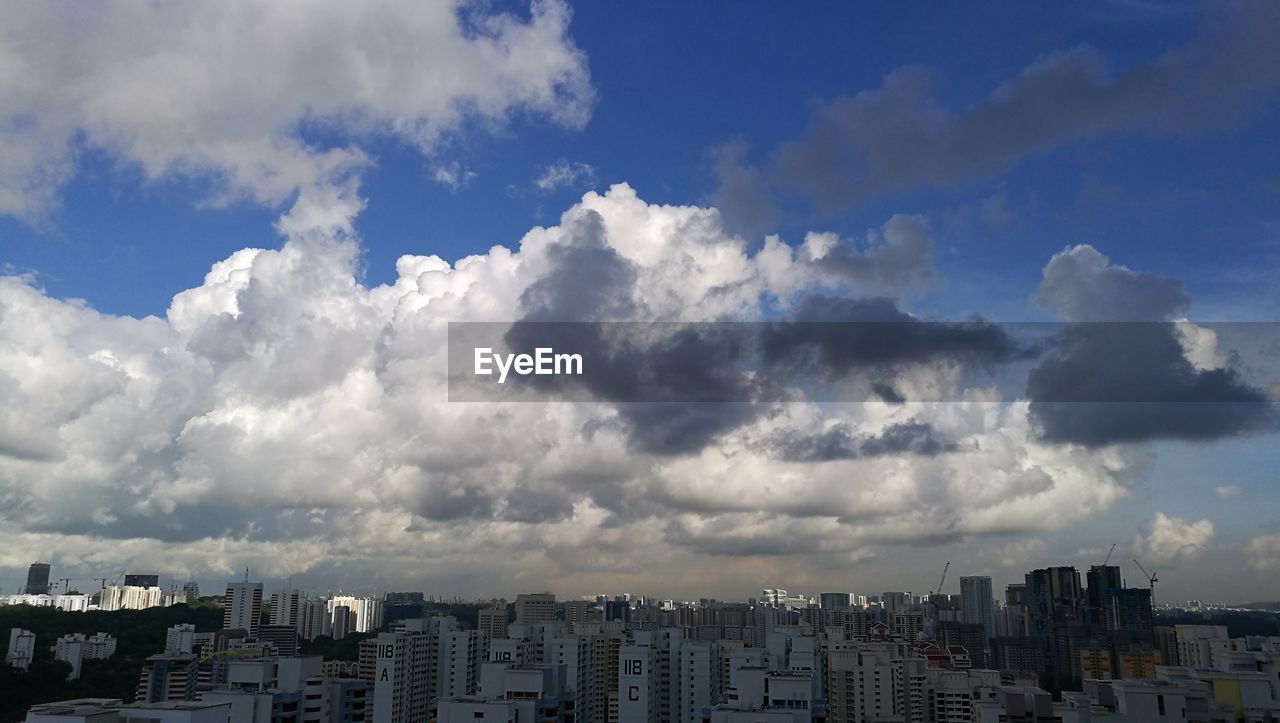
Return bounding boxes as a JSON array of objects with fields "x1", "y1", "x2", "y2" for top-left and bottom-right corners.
[
  {"x1": 0, "y1": 561, "x2": 194, "y2": 612},
  {"x1": 6, "y1": 563, "x2": 1280, "y2": 723},
  {"x1": 5, "y1": 628, "x2": 116, "y2": 680}
]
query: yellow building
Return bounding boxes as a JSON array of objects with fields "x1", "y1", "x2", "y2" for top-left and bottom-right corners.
[
  {"x1": 1118, "y1": 651, "x2": 1160, "y2": 679},
  {"x1": 1081, "y1": 648, "x2": 1113, "y2": 680}
]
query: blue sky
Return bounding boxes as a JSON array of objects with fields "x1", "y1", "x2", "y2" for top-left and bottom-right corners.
[
  {"x1": 6, "y1": 2, "x2": 1278, "y2": 321},
  {"x1": 1, "y1": 1, "x2": 1278, "y2": 600}
]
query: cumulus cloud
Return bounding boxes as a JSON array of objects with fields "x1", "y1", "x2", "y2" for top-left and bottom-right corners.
[
  {"x1": 712, "y1": 3, "x2": 1280, "y2": 220},
  {"x1": 798, "y1": 214, "x2": 937, "y2": 296},
  {"x1": 0, "y1": 0, "x2": 593, "y2": 219},
  {"x1": 1214, "y1": 485, "x2": 1243, "y2": 499},
  {"x1": 1032, "y1": 245, "x2": 1188, "y2": 322},
  {"x1": 0, "y1": 184, "x2": 1148, "y2": 595},
  {"x1": 1027, "y1": 245, "x2": 1273, "y2": 446},
  {"x1": 1134, "y1": 512, "x2": 1214, "y2": 565},
  {"x1": 1245, "y1": 534, "x2": 1280, "y2": 572}
]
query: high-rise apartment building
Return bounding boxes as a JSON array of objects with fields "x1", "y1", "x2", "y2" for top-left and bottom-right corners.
[
  {"x1": 298, "y1": 596, "x2": 331, "y2": 641},
  {"x1": 135, "y1": 653, "x2": 199, "y2": 702},
  {"x1": 165, "y1": 624, "x2": 195, "y2": 655},
  {"x1": 223, "y1": 582, "x2": 264, "y2": 636},
  {"x1": 515, "y1": 592, "x2": 557, "y2": 625},
  {"x1": 270, "y1": 589, "x2": 302, "y2": 627},
  {"x1": 53, "y1": 632, "x2": 117, "y2": 680},
  {"x1": 6, "y1": 628, "x2": 35, "y2": 671},
  {"x1": 819, "y1": 592, "x2": 852, "y2": 610},
  {"x1": 960, "y1": 575, "x2": 995, "y2": 664},
  {"x1": 478, "y1": 605, "x2": 509, "y2": 640},
  {"x1": 100, "y1": 585, "x2": 166, "y2": 611},
  {"x1": 328, "y1": 595, "x2": 382, "y2": 633},
  {"x1": 332, "y1": 605, "x2": 352, "y2": 640},
  {"x1": 372, "y1": 616, "x2": 468, "y2": 722}
]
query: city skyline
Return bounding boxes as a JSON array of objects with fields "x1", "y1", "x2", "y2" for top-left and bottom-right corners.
[
  {"x1": 0, "y1": 557, "x2": 1267, "y2": 610},
  {"x1": 3, "y1": 1, "x2": 1280, "y2": 606}
]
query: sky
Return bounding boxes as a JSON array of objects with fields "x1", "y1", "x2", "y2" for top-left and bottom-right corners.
[{"x1": 1, "y1": 0, "x2": 1278, "y2": 603}]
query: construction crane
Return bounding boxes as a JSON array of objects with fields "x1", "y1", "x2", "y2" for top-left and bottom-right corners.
[
  {"x1": 57, "y1": 578, "x2": 73, "y2": 594},
  {"x1": 1102, "y1": 543, "x2": 1116, "y2": 567},
  {"x1": 931, "y1": 561, "x2": 950, "y2": 596},
  {"x1": 1133, "y1": 559, "x2": 1158, "y2": 606}
]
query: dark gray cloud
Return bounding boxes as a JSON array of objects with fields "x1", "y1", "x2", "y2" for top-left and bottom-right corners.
[
  {"x1": 510, "y1": 212, "x2": 773, "y2": 455},
  {"x1": 769, "y1": 421, "x2": 958, "y2": 462},
  {"x1": 707, "y1": 139, "x2": 778, "y2": 238},
  {"x1": 613, "y1": 402, "x2": 766, "y2": 456},
  {"x1": 519, "y1": 209, "x2": 641, "y2": 322},
  {"x1": 803, "y1": 214, "x2": 936, "y2": 294},
  {"x1": 1028, "y1": 245, "x2": 1273, "y2": 445},
  {"x1": 500, "y1": 294, "x2": 1023, "y2": 455},
  {"x1": 714, "y1": 3, "x2": 1280, "y2": 218},
  {"x1": 761, "y1": 294, "x2": 1027, "y2": 377},
  {"x1": 412, "y1": 476, "x2": 496, "y2": 522},
  {"x1": 1027, "y1": 323, "x2": 1273, "y2": 446},
  {"x1": 499, "y1": 290, "x2": 1026, "y2": 456},
  {"x1": 499, "y1": 484, "x2": 575, "y2": 524}
]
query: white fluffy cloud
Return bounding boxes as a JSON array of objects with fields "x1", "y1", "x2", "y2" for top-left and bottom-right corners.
[
  {"x1": 1245, "y1": 534, "x2": 1280, "y2": 572},
  {"x1": 1134, "y1": 512, "x2": 1215, "y2": 565},
  {"x1": 0, "y1": 184, "x2": 1149, "y2": 595},
  {"x1": 0, "y1": 0, "x2": 593, "y2": 219}
]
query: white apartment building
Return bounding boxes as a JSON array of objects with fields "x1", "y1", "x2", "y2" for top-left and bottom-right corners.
[
  {"x1": 222, "y1": 582, "x2": 264, "y2": 636},
  {"x1": 327, "y1": 595, "x2": 381, "y2": 633},
  {"x1": 100, "y1": 585, "x2": 166, "y2": 611},
  {"x1": 7, "y1": 627, "x2": 35, "y2": 671},
  {"x1": 165, "y1": 623, "x2": 196, "y2": 655},
  {"x1": 515, "y1": 592, "x2": 557, "y2": 625},
  {"x1": 54, "y1": 632, "x2": 117, "y2": 680},
  {"x1": 0, "y1": 593, "x2": 93, "y2": 611}
]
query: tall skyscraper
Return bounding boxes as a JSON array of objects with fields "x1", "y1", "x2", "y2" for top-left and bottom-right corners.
[
  {"x1": 271, "y1": 589, "x2": 302, "y2": 627},
  {"x1": 223, "y1": 581, "x2": 264, "y2": 636},
  {"x1": 372, "y1": 628, "x2": 434, "y2": 723},
  {"x1": 1085, "y1": 565, "x2": 1123, "y2": 625},
  {"x1": 182, "y1": 580, "x2": 200, "y2": 601},
  {"x1": 332, "y1": 605, "x2": 352, "y2": 640},
  {"x1": 298, "y1": 597, "x2": 331, "y2": 641},
  {"x1": 1024, "y1": 567, "x2": 1087, "y2": 691},
  {"x1": 960, "y1": 576, "x2": 995, "y2": 648},
  {"x1": 881, "y1": 591, "x2": 909, "y2": 614},
  {"x1": 23, "y1": 562, "x2": 51, "y2": 595}
]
